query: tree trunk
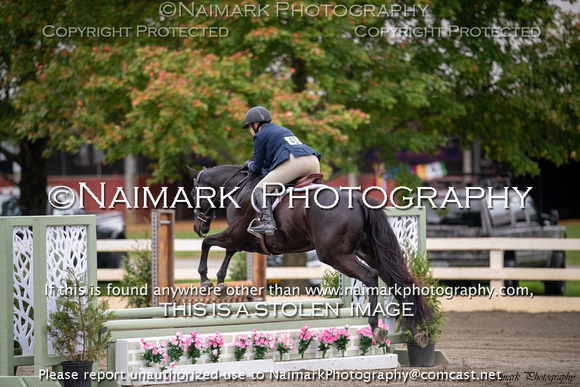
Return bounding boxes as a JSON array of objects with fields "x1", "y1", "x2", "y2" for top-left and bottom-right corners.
[
  {"x1": 291, "y1": 56, "x2": 307, "y2": 93},
  {"x1": 17, "y1": 138, "x2": 49, "y2": 215}
]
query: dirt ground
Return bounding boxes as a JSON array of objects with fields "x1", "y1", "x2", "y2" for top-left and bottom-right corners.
[{"x1": 18, "y1": 311, "x2": 577, "y2": 386}]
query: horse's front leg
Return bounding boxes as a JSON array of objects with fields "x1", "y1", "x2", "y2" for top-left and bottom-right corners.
[
  {"x1": 214, "y1": 248, "x2": 237, "y2": 299},
  {"x1": 198, "y1": 237, "x2": 214, "y2": 289},
  {"x1": 198, "y1": 229, "x2": 238, "y2": 292}
]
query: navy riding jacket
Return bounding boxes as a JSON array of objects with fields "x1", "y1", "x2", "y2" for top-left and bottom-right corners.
[{"x1": 248, "y1": 123, "x2": 320, "y2": 174}]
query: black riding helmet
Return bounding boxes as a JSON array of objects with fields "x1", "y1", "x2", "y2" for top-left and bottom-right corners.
[{"x1": 242, "y1": 106, "x2": 272, "y2": 129}]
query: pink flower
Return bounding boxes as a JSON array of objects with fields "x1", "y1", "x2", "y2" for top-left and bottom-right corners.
[
  {"x1": 378, "y1": 319, "x2": 389, "y2": 331},
  {"x1": 170, "y1": 361, "x2": 175, "y2": 369},
  {"x1": 152, "y1": 349, "x2": 158, "y2": 355}
]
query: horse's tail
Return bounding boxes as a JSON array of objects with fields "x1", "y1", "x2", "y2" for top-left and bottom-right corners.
[{"x1": 359, "y1": 197, "x2": 431, "y2": 331}]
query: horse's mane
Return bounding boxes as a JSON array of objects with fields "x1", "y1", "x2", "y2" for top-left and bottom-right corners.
[
  {"x1": 216, "y1": 164, "x2": 242, "y2": 168},
  {"x1": 199, "y1": 164, "x2": 261, "y2": 185}
]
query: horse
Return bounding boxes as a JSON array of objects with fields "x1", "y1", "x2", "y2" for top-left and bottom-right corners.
[{"x1": 187, "y1": 164, "x2": 431, "y2": 346}]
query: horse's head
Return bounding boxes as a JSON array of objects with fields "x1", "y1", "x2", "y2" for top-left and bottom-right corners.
[{"x1": 188, "y1": 166, "x2": 216, "y2": 237}]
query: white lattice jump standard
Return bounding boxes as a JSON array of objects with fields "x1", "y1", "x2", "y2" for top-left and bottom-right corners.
[{"x1": 0, "y1": 215, "x2": 99, "y2": 387}]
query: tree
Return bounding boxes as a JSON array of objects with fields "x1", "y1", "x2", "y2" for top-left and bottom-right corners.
[
  {"x1": 0, "y1": 0, "x2": 163, "y2": 214},
  {"x1": 2, "y1": 1, "x2": 579, "y2": 214},
  {"x1": 193, "y1": 0, "x2": 579, "y2": 176}
]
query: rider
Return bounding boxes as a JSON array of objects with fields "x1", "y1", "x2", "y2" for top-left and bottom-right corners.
[{"x1": 243, "y1": 106, "x2": 320, "y2": 236}]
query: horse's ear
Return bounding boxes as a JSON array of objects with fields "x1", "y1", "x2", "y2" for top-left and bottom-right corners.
[{"x1": 186, "y1": 165, "x2": 199, "y2": 178}]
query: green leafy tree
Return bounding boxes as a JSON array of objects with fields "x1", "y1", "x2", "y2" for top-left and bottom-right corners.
[
  {"x1": 46, "y1": 270, "x2": 113, "y2": 362},
  {"x1": 119, "y1": 240, "x2": 152, "y2": 308},
  {"x1": 195, "y1": 0, "x2": 579, "y2": 176}
]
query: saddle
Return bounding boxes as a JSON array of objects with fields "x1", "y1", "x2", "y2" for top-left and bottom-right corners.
[
  {"x1": 249, "y1": 173, "x2": 325, "y2": 253},
  {"x1": 286, "y1": 173, "x2": 324, "y2": 189}
]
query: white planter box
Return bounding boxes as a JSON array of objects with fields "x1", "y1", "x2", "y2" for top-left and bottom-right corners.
[{"x1": 128, "y1": 355, "x2": 397, "y2": 386}]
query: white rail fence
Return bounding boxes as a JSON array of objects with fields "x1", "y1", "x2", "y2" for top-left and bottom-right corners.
[
  {"x1": 97, "y1": 238, "x2": 580, "y2": 289},
  {"x1": 428, "y1": 238, "x2": 580, "y2": 290}
]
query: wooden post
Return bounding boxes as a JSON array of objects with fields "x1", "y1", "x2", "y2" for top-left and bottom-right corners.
[
  {"x1": 152, "y1": 210, "x2": 175, "y2": 307},
  {"x1": 252, "y1": 253, "x2": 266, "y2": 300},
  {"x1": 489, "y1": 249, "x2": 503, "y2": 291}
]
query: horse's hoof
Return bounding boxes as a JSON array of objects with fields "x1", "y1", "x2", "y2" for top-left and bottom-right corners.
[
  {"x1": 214, "y1": 283, "x2": 228, "y2": 299},
  {"x1": 200, "y1": 281, "x2": 214, "y2": 289},
  {"x1": 414, "y1": 331, "x2": 429, "y2": 348},
  {"x1": 373, "y1": 327, "x2": 388, "y2": 345}
]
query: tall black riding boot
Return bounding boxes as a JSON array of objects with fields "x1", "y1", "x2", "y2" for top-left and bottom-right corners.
[{"x1": 249, "y1": 187, "x2": 276, "y2": 236}]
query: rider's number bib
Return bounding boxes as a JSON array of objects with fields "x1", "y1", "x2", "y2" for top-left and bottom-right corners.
[{"x1": 284, "y1": 136, "x2": 303, "y2": 145}]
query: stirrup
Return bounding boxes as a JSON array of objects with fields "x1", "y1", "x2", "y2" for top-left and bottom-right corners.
[
  {"x1": 247, "y1": 218, "x2": 276, "y2": 238},
  {"x1": 247, "y1": 218, "x2": 264, "y2": 238}
]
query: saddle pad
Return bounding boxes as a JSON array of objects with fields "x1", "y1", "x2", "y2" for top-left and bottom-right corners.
[{"x1": 251, "y1": 184, "x2": 329, "y2": 213}]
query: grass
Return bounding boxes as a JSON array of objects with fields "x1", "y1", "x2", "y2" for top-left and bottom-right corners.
[{"x1": 519, "y1": 281, "x2": 580, "y2": 297}]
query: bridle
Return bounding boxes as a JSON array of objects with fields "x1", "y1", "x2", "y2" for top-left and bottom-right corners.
[
  {"x1": 193, "y1": 167, "x2": 251, "y2": 228},
  {"x1": 193, "y1": 169, "x2": 216, "y2": 225}
]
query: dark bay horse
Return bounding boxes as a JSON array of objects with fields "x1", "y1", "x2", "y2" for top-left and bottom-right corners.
[{"x1": 188, "y1": 165, "x2": 430, "y2": 346}]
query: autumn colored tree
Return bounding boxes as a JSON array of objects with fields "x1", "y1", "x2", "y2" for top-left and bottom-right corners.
[{"x1": 1, "y1": 1, "x2": 367, "y2": 213}]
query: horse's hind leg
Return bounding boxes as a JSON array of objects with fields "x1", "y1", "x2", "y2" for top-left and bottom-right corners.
[
  {"x1": 198, "y1": 238, "x2": 214, "y2": 289},
  {"x1": 359, "y1": 245, "x2": 429, "y2": 348},
  {"x1": 319, "y1": 253, "x2": 386, "y2": 343}
]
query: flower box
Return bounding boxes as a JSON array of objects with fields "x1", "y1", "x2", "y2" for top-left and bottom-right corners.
[
  {"x1": 117, "y1": 324, "x2": 396, "y2": 385},
  {"x1": 130, "y1": 355, "x2": 397, "y2": 386}
]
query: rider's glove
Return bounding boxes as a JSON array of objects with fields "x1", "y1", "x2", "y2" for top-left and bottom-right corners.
[{"x1": 242, "y1": 160, "x2": 251, "y2": 170}]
